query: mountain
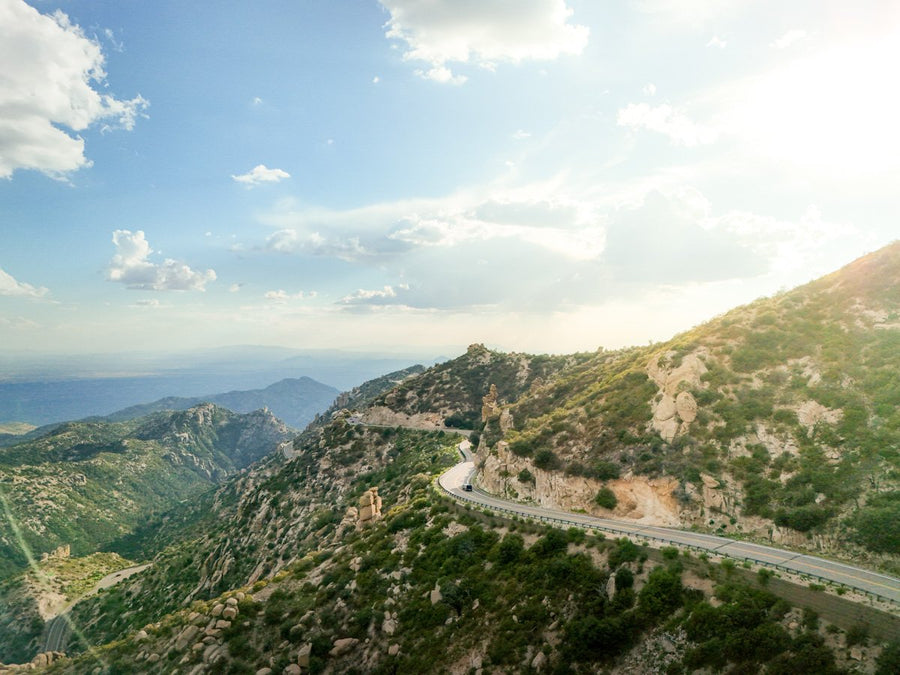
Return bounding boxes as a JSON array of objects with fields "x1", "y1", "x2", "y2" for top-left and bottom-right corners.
[
  {"x1": 0, "y1": 348, "x2": 440, "y2": 426},
  {"x1": 0, "y1": 404, "x2": 292, "y2": 581},
  {"x1": 102, "y1": 377, "x2": 340, "y2": 429},
  {"x1": 4, "y1": 244, "x2": 900, "y2": 672}
]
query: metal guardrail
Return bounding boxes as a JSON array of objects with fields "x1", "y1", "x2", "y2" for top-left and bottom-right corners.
[{"x1": 433, "y1": 475, "x2": 898, "y2": 608}]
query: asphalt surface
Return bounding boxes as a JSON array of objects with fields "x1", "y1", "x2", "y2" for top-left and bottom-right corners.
[
  {"x1": 439, "y1": 441, "x2": 900, "y2": 606},
  {"x1": 41, "y1": 563, "x2": 151, "y2": 654}
]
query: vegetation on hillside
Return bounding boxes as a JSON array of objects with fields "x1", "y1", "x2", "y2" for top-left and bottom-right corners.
[{"x1": 0, "y1": 405, "x2": 290, "y2": 579}]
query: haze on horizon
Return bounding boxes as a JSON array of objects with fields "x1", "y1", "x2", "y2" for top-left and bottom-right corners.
[{"x1": 2, "y1": 0, "x2": 899, "y2": 359}]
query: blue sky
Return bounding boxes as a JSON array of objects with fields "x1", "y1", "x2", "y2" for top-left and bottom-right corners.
[{"x1": 2, "y1": 0, "x2": 899, "y2": 356}]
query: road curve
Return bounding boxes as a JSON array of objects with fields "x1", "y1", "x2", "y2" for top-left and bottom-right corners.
[
  {"x1": 438, "y1": 441, "x2": 900, "y2": 607},
  {"x1": 41, "y1": 563, "x2": 152, "y2": 653}
]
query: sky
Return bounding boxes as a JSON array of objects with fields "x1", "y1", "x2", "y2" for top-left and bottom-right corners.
[{"x1": 1, "y1": 0, "x2": 899, "y2": 358}]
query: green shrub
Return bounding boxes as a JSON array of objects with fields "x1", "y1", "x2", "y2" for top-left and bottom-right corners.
[{"x1": 595, "y1": 488, "x2": 617, "y2": 510}]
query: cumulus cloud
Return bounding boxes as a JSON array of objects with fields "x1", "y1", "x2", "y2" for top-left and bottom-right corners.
[
  {"x1": 339, "y1": 285, "x2": 408, "y2": 306},
  {"x1": 381, "y1": 0, "x2": 589, "y2": 83},
  {"x1": 771, "y1": 29, "x2": 807, "y2": 50},
  {"x1": 0, "y1": 0, "x2": 148, "y2": 179},
  {"x1": 265, "y1": 229, "x2": 372, "y2": 262},
  {"x1": 642, "y1": 82, "x2": 657, "y2": 96},
  {"x1": 107, "y1": 230, "x2": 216, "y2": 291},
  {"x1": 264, "y1": 289, "x2": 314, "y2": 302},
  {"x1": 232, "y1": 164, "x2": 291, "y2": 186},
  {"x1": 617, "y1": 103, "x2": 717, "y2": 146},
  {"x1": 0, "y1": 267, "x2": 49, "y2": 298},
  {"x1": 706, "y1": 35, "x2": 727, "y2": 48}
]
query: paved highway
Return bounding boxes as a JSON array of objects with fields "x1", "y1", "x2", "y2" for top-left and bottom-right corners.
[
  {"x1": 41, "y1": 563, "x2": 151, "y2": 653},
  {"x1": 439, "y1": 441, "x2": 900, "y2": 606}
]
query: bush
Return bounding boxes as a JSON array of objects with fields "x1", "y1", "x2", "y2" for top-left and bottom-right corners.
[
  {"x1": 517, "y1": 468, "x2": 535, "y2": 484},
  {"x1": 534, "y1": 449, "x2": 561, "y2": 471},
  {"x1": 593, "y1": 460, "x2": 621, "y2": 480},
  {"x1": 595, "y1": 488, "x2": 617, "y2": 510}
]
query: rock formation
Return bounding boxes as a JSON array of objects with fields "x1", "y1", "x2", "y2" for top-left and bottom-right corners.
[
  {"x1": 647, "y1": 352, "x2": 707, "y2": 442},
  {"x1": 358, "y1": 487, "x2": 382, "y2": 526},
  {"x1": 481, "y1": 384, "x2": 501, "y2": 422},
  {"x1": 40, "y1": 545, "x2": 70, "y2": 562}
]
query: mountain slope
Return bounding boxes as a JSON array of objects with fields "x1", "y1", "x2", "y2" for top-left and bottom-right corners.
[
  {"x1": 475, "y1": 241, "x2": 900, "y2": 570},
  {"x1": 0, "y1": 404, "x2": 291, "y2": 580},
  {"x1": 7, "y1": 244, "x2": 899, "y2": 671}
]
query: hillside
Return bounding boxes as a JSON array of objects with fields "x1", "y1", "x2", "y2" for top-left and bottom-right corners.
[
  {"x1": 473, "y1": 242, "x2": 900, "y2": 570},
  {"x1": 0, "y1": 404, "x2": 291, "y2": 581},
  {"x1": 39, "y1": 408, "x2": 896, "y2": 674},
  {"x1": 103, "y1": 377, "x2": 340, "y2": 429},
  {"x1": 1, "y1": 244, "x2": 898, "y2": 671}
]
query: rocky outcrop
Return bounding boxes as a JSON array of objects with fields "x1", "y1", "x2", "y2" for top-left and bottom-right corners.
[
  {"x1": 358, "y1": 487, "x2": 382, "y2": 526},
  {"x1": 361, "y1": 406, "x2": 444, "y2": 430},
  {"x1": 479, "y1": 442, "x2": 681, "y2": 526},
  {"x1": 795, "y1": 400, "x2": 843, "y2": 435},
  {"x1": 40, "y1": 545, "x2": 70, "y2": 562},
  {"x1": 481, "y1": 384, "x2": 501, "y2": 422},
  {"x1": 647, "y1": 352, "x2": 707, "y2": 442}
]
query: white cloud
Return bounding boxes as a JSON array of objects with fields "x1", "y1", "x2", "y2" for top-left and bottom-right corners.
[
  {"x1": 512, "y1": 129, "x2": 531, "y2": 139},
  {"x1": 107, "y1": 230, "x2": 216, "y2": 291},
  {"x1": 372, "y1": 76, "x2": 381, "y2": 84},
  {"x1": 381, "y1": 0, "x2": 589, "y2": 83},
  {"x1": 617, "y1": 102, "x2": 717, "y2": 146},
  {"x1": 266, "y1": 229, "x2": 371, "y2": 262},
  {"x1": 231, "y1": 164, "x2": 291, "y2": 186},
  {"x1": 0, "y1": 267, "x2": 49, "y2": 298},
  {"x1": 706, "y1": 35, "x2": 727, "y2": 48},
  {"x1": 642, "y1": 82, "x2": 657, "y2": 96},
  {"x1": 340, "y1": 285, "x2": 408, "y2": 306},
  {"x1": 771, "y1": 29, "x2": 807, "y2": 50},
  {"x1": 264, "y1": 289, "x2": 313, "y2": 302},
  {"x1": 229, "y1": 283, "x2": 244, "y2": 293},
  {"x1": 252, "y1": 96, "x2": 263, "y2": 105},
  {"x1": 0, "y1": 0, "x2": 148, "y2": 179}
]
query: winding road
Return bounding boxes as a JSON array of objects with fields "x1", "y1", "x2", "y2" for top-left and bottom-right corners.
[
  {"x1": 438, "y1": 440, "x2": 900, "y2": 607},
  {"x1": 41, "y1": 563, "x2": 151, "y2": 654}
]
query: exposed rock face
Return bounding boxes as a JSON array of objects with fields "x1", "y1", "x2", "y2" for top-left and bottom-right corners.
[
  {"x1": 361, "y1": 406, "x2": 444, "y2": 430},
  {"x1": 479, "y1": 442, "x2": 681, "y2": 526},
  {"x1": 481, "y1": 384, "x2": 501, "y2": 422},
  {"x1": 358, "y1": 487, "x2": 382, "y2": 526},
  {"x1": 429, "y1": 583, "x2": 443, "y2": 605},
  {"x1": 498, "y1": 408, "x2": 514, "y2": 433},
  {"x1": 40, "y1": 544, "x2": 70, "y2": 562},
  {"x1": 699, "y1": 473, "x2": 727, "y2": 511},
  {"x1": 796, "y1": 400, "x2": 843, "y2": 435},
  {"x1": 648, "y1": 352, "x2": 707, "y2": 442}
]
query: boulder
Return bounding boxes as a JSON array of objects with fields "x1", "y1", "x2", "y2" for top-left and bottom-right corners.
[
  {"x1": 282, "y1": 666, "x2": 301, "y2": 675},
  {"x1": 429, "y1": 583, "x2": 442, "y2": 605},
  {"x1": 225, "y1": 597, "x2": 239, "y2": 607},
  {"x1": 211, "y1": 603, "x2": 225, "y2": 617},
  {"x1": 297, "y1": 643, "x2": 312, "y2": 668},
  {"x1": 330, "y1": 637, "x2": 359, "y2": 658},
  {"x1": 388, "y1": 644, "x2": 400, "y2": 656},
  {"x1": 223, "y1": 606, "x2": 238, "y2": 620}
]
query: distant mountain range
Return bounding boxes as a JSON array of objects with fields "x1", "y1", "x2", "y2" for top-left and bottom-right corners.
[
  {"x1": 0, "y1": 349, "x2": 440, "y2": 426},
  {"x1": 102, "y1": 376, "x2": 340, "y2": 429}
]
